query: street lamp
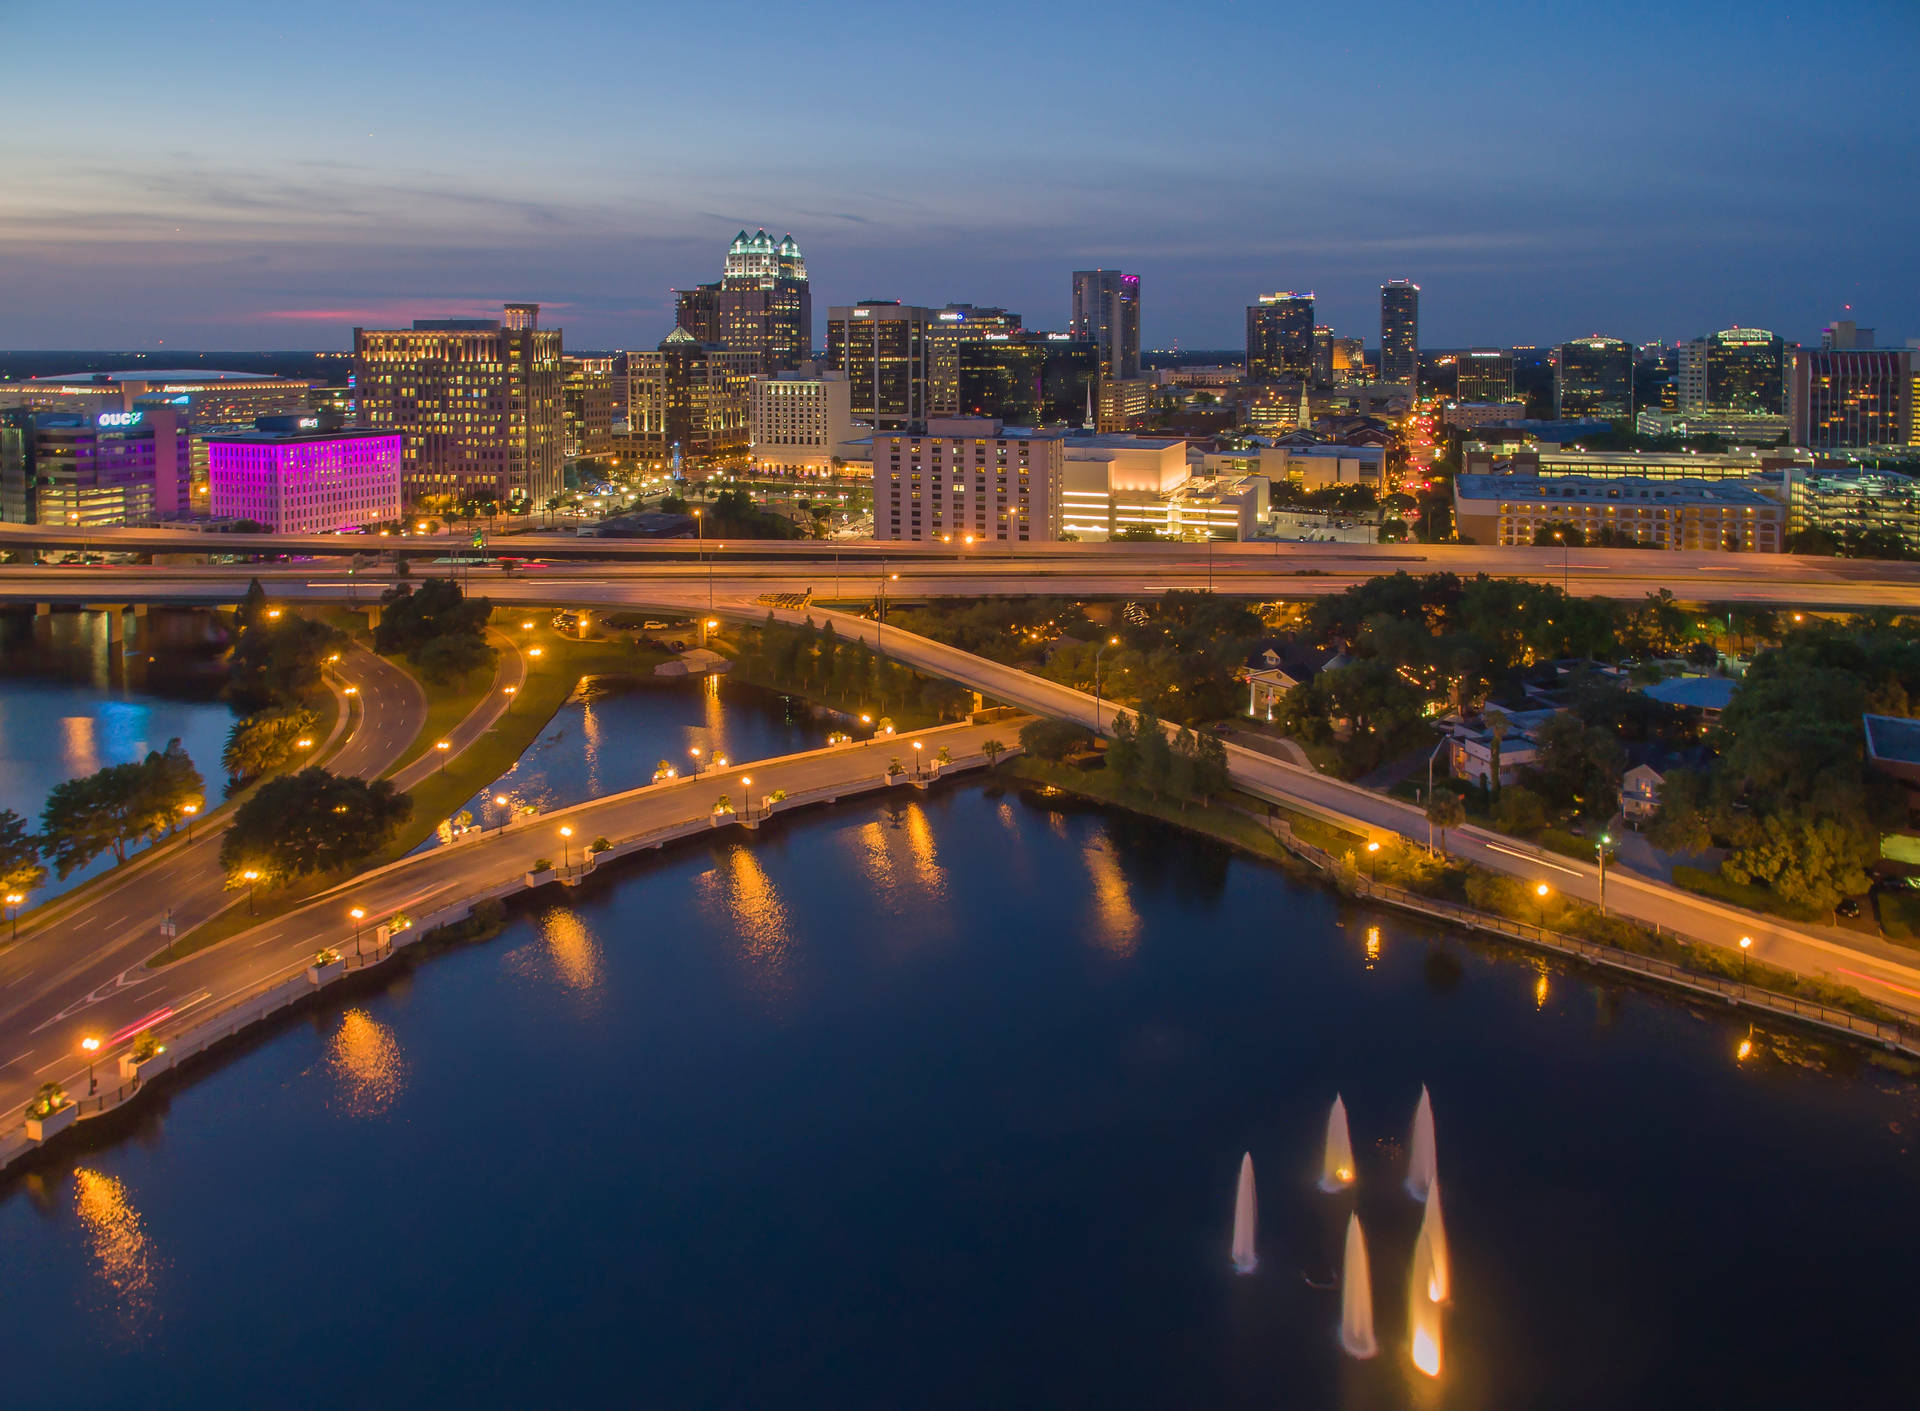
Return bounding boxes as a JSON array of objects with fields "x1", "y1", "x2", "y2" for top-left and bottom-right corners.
[
  {"x1": 4, "y1": 891, "x2": 21, "y2": 941},
  {"x1": 689, "y1": 745, "x2": 703, "y2": 773},
  {"x1": 82, "y1": 1036, "x2": 100, "y2": 1095},
  {"x1": 1093, "y1": 635, "x2": 1120, "y2": 731},
  {"x1": 435, "y1": 739, "x2": 451, "y2": 773},
  {"x1": 296, "y1": 737, "x2": 313, "y2": 750},
  {"x1": 1739, "y1": 934, "x2": 1752, "y2": 981},
  {"x1": 181, "y1": 801, "x2": 199, "y2": 843},
  {"x1": 1552, "y1": 529, "x2": 1569, "y2": 595},
  {"x1": 912, "y1": 740, "x2": 924, "y2": 778},
  {"x1": 243, "y1": 869, "x2": 261, "y2": 914},
  {"x1": 1594, "y1": 832, "x2": 1613, "y2": 914},
  {"x1": 1365, "y1": 839, "x2": 1381, "y2": 883},
  {"x1": 560, "y1": 824, "x2": 574, "y2": 870},
  {"x1": 504, "y1": 684, "x2": 517, "y2": 713},
  {"x1": 350, "y1": 905, "x2": 366, "y2": 955},
  {"x1": 1534, "y1": 880, "x2": 1550, "y2": 932}
]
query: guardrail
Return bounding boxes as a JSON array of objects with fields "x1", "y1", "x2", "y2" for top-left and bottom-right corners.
[{"x1": 1268, "y1": 822, "x2": 1920, "y2": 1058}]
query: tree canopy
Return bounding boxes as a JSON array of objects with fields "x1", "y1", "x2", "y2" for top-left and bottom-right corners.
[
  {"x1": 219, "y1": 768, "x2": 412, "y2": 885},
  {"x1": 39, "y1": 740, "x2": 205, "y2": 877},
  {"x1": 375, "y1": 578, "x2": 492, "y2": 659}
]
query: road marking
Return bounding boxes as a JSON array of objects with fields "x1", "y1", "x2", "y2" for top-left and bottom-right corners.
[
  {"x1": 0, "y1": 1051, "x2": 28, "y2": 1070},
  {"x1": 1481, "y1": 841, "x2": 1582, "y2": 877}
]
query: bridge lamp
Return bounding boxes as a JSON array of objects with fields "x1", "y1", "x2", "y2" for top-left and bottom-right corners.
[
  {"x1": 82, "y1": 1036, "x2": 100, "y2": 1093},
  {"x1": 560, "y1": 824, "x2": 575, "y2": 869},
  {"x1": 296, "y1": 737, "x2": 313, "y2": 750}
]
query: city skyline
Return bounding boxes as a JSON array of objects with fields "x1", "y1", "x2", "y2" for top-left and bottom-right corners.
[{"x1": 4, "y1": 0, "x2": 1918, "y2": 352}]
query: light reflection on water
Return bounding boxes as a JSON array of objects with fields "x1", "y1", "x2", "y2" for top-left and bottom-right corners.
[
  {"x1": 73, "y1": 1168, "x2": 160, "y2": 1337},
  {"x1": 697, "y1": 841, "x2": 796, "y2": 1007},
  {"x1": 1082, "y1": 835, "x2": 1141, "y2": 957},
  {"x1": 325, "y1": 1008, "x2": 407, "y2": 1117},
  {"x1": 541, "y1": 907, "x2": 607, "y2": 1000}
]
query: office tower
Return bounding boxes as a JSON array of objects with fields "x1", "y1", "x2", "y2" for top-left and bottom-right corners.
[
  {"x1": 826, "y1": 302, "x2": 933, "y2": 431},
  {"x1": 954, "y1": 334, "x2": 1100, "y2": 427},
  {"x1": 0, "y1": 404, "x2": 189, "y2": 526},
  {"x1": 1246, "y1": 293, "x2": 1315, "y2": 383},
  {"x1": 1791, "y1": 347, "x2": 1915, "y2": 449},
  {"x1": 1555, "y1": 337, "x2": 1634, "y2": 419},
  {"x1": 1332, "y1": 338, "x2": 1366, "y2": 383},
  {"x1": 562, "y1": 357, "x2": 617, "y2": 461},
  {"x1": 353, "y1": 303, "x2": 563, "y2": 507},
  {"x1": 1312, "y1": 326, "x2": 1336, "y2": 384},
  {"x1": 749, "y1": 370, "x2": 858, "y2": 475},
  {"x1": 1380, "y1": 279, "x2": 1420, "y2": 389},
  {"x1": 1822, "y1": 320, "x2": 1875, "y2": 350},
  {"x1": 1455, "y1": 349, "x2": 1515, "y2": 403},
  {"x1": 620, "y1": 328, "x2": 755, "y2": 461},
  {"x1": 873, "y1": 416, "x2": 1066, "y2": 543},
  {"x1": 206, "y1": 417, "x2": 402, "y2": 533},
  {"x1": 1070, "y1": 270, "x2": 1141, "y2": 380},
  {"x1": 925, "y1": 304, "x2": 1024, "y2": 415},
  {"x1": 1678, "y1": 327, "x2": 1787, "y2": 415},
  {"x1": 672, "y1": 230, "x2": 812, "y2": 373}
]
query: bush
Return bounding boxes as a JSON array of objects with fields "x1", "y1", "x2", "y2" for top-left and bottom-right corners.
[
  {"x1": 1671, "y1": 864, "x2": 1824, "y2": 922},
  {"x1": 1020, "y1": 718, "x2": 1093, "y2": 761},
  {"x1": 1493, "y1": 784, "x2": 1549, "y2": 837}
]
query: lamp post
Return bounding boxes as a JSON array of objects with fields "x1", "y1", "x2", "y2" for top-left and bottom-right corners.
[
  {"x1": 912, "y1": 740, "x2": 924, "y2": 779},
  {"x1": 1534, "y1": 880, "x2": 1550, "y2": 933},
  {"x1": 741, "y1": 776, "x2": 752, "y2": 820},
  {"x1": 1553, "y1": 528, "x2": 1569, "y2": 595},
  {"x1": 435, "y1": 739, "x2": 451, "y2": 774},
  {"x1": 350, "y1": 905, "x2": 366, "y2": 956},
  {"x1": 504, "y1": 685, "x2": 517, "y2": 714},
  {"x1": 560, "y1": 825, "x2": 574, "y2": 870},
  {"x1": 1595, "y1": 832, "x2": 1613, "y2": 914},
  {"x1": 1365, "y1": 839, "x2": 1381, "y2": 884},
  {"x1": 82, "y1": 1036, "x2": 99, "y2": 1095},
  {"x1": 1739, "y1": 934, "x2": 1752, "y2": 981},
  {"x1": 243, "y1": 869, "x2": 260, "y2": 915},
  {"x1": 689, "y1": 745, "x2": 703, "y2": 774},
  {"x1": 181, "y1": 801, "x2": 198, "y2": 843},
  {"x1": 1093, "y1": 635, "x2": 1119, "y2": 731},
  {"x1": 4, "y1": 891, "x2": 21, "y2": 941}
]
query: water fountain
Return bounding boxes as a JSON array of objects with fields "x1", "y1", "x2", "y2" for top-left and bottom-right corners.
[
  {"x1": 1408, "y1": 1236, "x2": 1443, "y2": 1377},
  {"x1": 1320, "y1": 1094, "x2": 1355, "y2": 1193},
  {"x1": 1338, "y1": 1213, "x2": 1378, "y2": 1358},
  {"x1": 1406, "y1": 1085, "x2": 1437, "y2": 1200},
  {"x1": 1417, "y1": 1179, "x2": 1450, "y2": 1303},
  {"x1": 1231, "y1": 1152, "x2": 1258, "y2": 1274}
]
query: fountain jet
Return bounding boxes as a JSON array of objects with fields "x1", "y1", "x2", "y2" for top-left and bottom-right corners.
[
  {"x1": 1408, "y1": 1236, "x2": 1443, "y2": 1377},
  {"x1": 1320, "y1": 1094, "x2": 1355, "y2": 1193},
  {"x1": 1406, "y1": 1085, "x2": 1437, "y2": 1200},
  {"x1": 1338, "y1": 1213, "x2": 1378, "y2": 1358},
  {"x1": 1417, "y1": 1179, "x2": 1450, "y2": 1303},
  {"x1": 1231, "y1": 1152, "x2": 1258, "y2": 1273}
]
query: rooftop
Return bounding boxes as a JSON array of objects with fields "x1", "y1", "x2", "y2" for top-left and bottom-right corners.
[
  {"x1": 1641, "y1": 676, "x2": 1740, "y2": 711},
  {"x1": 1454, "y1": 474, "x2": 1780, "y2": 507},
  {"x1": 25, "y1": 370, "x2": 311, "y2": 387},
  {"x1": 1864, "y1": 714, "x2": 1920, "y2": 768}
]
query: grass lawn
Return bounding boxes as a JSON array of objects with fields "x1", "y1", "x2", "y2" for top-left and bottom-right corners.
[
  {"x1": 1671, "y1": 863, "x2": 1825, "y2": 924},
  {"x1": 1874, "y1": 889, "x2": 1920, "y2": 949},
  {"x1": 1007, "y1": 758, "x2": 1305, "y2": 868}
]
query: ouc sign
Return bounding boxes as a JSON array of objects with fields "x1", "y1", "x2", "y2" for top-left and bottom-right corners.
[{"x1": 96, "y1": 411, "x2": 143, "y2": 428}]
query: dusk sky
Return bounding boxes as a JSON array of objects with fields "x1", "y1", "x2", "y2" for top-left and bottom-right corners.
[{"x1": 5, "y1": 0, "x2": 1917, "y2": 353}]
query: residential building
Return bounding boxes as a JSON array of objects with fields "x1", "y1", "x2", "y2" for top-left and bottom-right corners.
[
  {"x1": 1443, "y1": 709, "x2": 1556, "y2": 790},
  {"x1": 826, "y1": 302, "x2": 932, "y2": 431},
  {"x1": 353, "y1": 303, "x2": 563, "y2": 507},
  {"x1": 1556, "y1": 337, "x2": 1633, "y2": 420},
  {"x1": 1070, "y1": 270, "x2": 1141, "y2": 381},
  {"x1": 0, "y1": 406, "x2": 190, "y2": 526},
  {"x1": 1452, "y1": 473, "x2": 1785, "y2": 551},
  {"x1": 1619, "y1": 764, "x2": 1665, "y2": 824},
  {"x1": 205, "y1": 416, "x2": 402, "y2": 533},
  {"x1": 925, "y1": 304, "x2": 1023, "y2": 415},
  {"x1": 1455, "y1": 349, "x2": 1515, "y2": 403},
  {"x1": 748, "y1": 369, "x2": 862, "y2": 475},
  {"x1": 562, "y1": 356, "x2": 617, "y2": 461},
  {"x1": 1463, "y1": 440, "x2": 1811, "y2": 481},
  {"x1": 1247, "y1": 293, "x2": 1315, "y2": 383},
  {"x1": 1380, "y1": 279, "x2": 1420, "y2": 389},
  {"x1": 872, "y1": 416, "x2": 1065, "y2": 544},
  {"x1": 1790, "y1": 347, "x2": 1914, "y2": 450},
  {"x1": 621, "y1": 328, "x2": 754, "y2": 462},
  {"x1": 672, "y1": 229, "x2": 811, "y2": 373},
  {"x1": 1678, "y1": 327, "x2": 1788, "y2": 417}
]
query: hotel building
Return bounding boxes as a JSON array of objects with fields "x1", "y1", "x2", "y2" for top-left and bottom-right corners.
[
  {"x1": 1452, "y1": 473, "x2": 1784, "y2": 552},
  {"x1": 872, "y1": 417, "x2": 1064, "y2": 543},
  {"x1": 352, "y1": 303, "x2": 564, "y2": 508},
  {"x1": 749, "y1": 369, "x2": 862, "y2": 475},
  {"x1": 827, "y1": 302, "x2": 934, "y2": 431},
  {"x1": 205, "y1": 417, "x2": 402, "y2": 533}
]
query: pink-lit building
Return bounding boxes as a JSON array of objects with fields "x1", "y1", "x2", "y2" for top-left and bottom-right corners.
[{"x1": 206, "y1": 420, "x2": 402, "y2": 533}]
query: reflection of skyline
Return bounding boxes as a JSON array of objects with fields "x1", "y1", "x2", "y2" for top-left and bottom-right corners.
[
  {"x1": 1082, "y1": 834, "x2": 1141, "y2": 957},
  {"x1": 326, "y1": 1008, "x2": 408, "y2": 1117},
  {"x1": 697, "y1": 842, "x2": 797, "y2": 1007},
  {"x1": 74, "y1": 1167, "x2": 160, "y2": 1337}
]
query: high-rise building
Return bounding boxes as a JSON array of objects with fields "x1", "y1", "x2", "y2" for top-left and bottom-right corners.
[
  {"x1": 749, "y1": 369, "x2": 860, "y2": 475},
  {"x1": 873, "y1": 416, "x2": 1065, "y2": 543},
  {"x1": 925, "y1": 305, "x2": 1024, "y2": 416},
  {"x1": 1246, "y1": 293, "x2": 1315, "y2": 383},
  {"x1": 206, "y1": 417, "x2": 402, "y2": 533},
  {"x1": 1790, "y1": 347, "x2": 1915, "y2": 450},
  {"x1": 1455, "y1": 349, "x2": 1515, "y2": 403},
  {"x1": 954, "y1": 334, "x2": 1100, "y2": 428},
  {"x1": 1070, "y1": 270, "x2": 1141, "y2": 381},
  {"x1": 672, "y1": 229, "x2": 812, "y2": 373},
  {"x1": 1555, "y1": 337, "x2": 1634, "y2": 420},
  {"x1": 1380, "y1": 279, "x2": 1420, "y2": 390},
  {"x1": 1678, "y1": 327, "x2": 1788, "y2": 415},
  {"x1": 1311, "y1": 326, "x2": 1336, "y2": 385},
  {"x1": 620, "y1": 328, "x2": 755, "y2": 462},
  {"x1": 826, "y1": 302, "x2": 933, "y2": 431},
  {"x1": 1, "y1": 405, "x2": 190, "y2": 526},
  {"x1": 562, "y1": 356, "x2": 617, "y2": 461},
  {"x1": 1332, "y1": 338, "x2": 1366, "y2": 383},
  {"x1": 353, "y1": 303, "x2": 563, "y2": 508}
]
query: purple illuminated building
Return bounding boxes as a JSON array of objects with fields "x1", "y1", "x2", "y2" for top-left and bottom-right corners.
[{"x1": 206, "y1": 416, "x2": 402, "y2": 533}]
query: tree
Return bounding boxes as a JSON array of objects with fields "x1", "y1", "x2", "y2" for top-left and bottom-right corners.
[
  {"x1": 374, "y1": 577, "x2": 492, "y2": 658},
  {"x1": 1486, "y1": 709, "x2": 1510, "y2": 802},
  {"x1": 0, "y1": 808, "x2": 46, "y2": 898},
  {"x1": 1527, "y1": 713, "x2": 1623, "y2": 815},
  {"x1": 981, "y1": 738, "x2": 1005, "y2": 769},
  {"x1": 1492, "y1": 784, "x2": 1548, "y2": 837},
  {"x1": 1533, "y1": 521, "x2": 1586, "y2": 548},
  {"x1": 229, "y1": 612, "x2": 341, "y2": 713},
  {"x1": 39, "y1": 741, "x2": 203, "y2": 877},
  {"x1": 414, "y1": 631, "x2": 496, "y2": 685},
  {"x1": 1426, "y1": 789, "x2": 1466, "y2": 856},
  {"x1": 1019, "y1": 718, "x2": 1092, "y2": 761},
  {"x1": 223, "y1": 709, "x2": 318, "y2": 785},
  {"x1": 218, "y1": 768, "x2": 411, "y2": 885}
]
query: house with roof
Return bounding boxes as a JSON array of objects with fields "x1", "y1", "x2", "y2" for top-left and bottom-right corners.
[
  {"x1": 1442, "y1": 707, "x2": 1560, "y2": 789},
  {"x1": 1619, "y1": 763, "x2": 1665, "y2": 824}
]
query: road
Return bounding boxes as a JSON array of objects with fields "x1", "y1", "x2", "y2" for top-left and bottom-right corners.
[
  {"x1": 388, "y1": 627, "x2": 526, "y2": 792},
  {"x1": 0, "y1": 722, "x2": 1012, "y2": 1123}
]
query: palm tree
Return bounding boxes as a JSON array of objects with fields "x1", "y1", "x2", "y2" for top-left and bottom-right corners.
[
  {"x1": 1486, "y1": 709, "x2": 1510, "y2": 803},
  {"x1": 1426, "y1": 790, "x2": 1466, "y2": 857},
  {"x1": 982, "y1": 739, "x2": 1005, "y2": 769}
]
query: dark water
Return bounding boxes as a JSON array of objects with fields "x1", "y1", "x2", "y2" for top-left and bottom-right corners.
[
  {"x1": 432, "y1": 673, "x2": 838, "y2": 839},
  {"x1": 0, "y1": 610, "x2": 232, "y2": 897},
  {"x1": 4, "y1": 780, "x2": 1917, "y2": 1408}
]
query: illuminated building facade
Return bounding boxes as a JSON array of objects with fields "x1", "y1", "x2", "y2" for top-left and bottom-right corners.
[
  {"x1": 827, "y1": 302, "x2": 933, "y2": 431},
  {"x1": 1790, "y1": 348, "x2": 1914, "y2": 450},
  {"x1": 749, "y1": 370, "x2": 860, "y2": 474},
  {"x1": 622, "y1": 328, "x2": 754, "y2": 461},
  {"x1": 1455, "y1": 349, "x2": 1515, "y2": 404},
  {"x1": 953, "y1": 334, "x2": 1098, "y2": 427},
  {"x1": 0, "y1": 406, "x2": 190, "y2": 527},
  {"x1": 1555, "y1": 337, "x2": 1634, "y2": 419},
  {"x1": 1070, "y1": 270, "x2": 1141, "y2": 380},
  {"x1": 1380, "y1": 279, "x2": 1420, "y2": 389},
  {"x1": 0, "y1": 370, "x2": 316, "y2": 426},
  {"x1": 873, "y1": 417, "x2": 1064, "y2": 543},
  {"x1": 1678, "y1": 327, "x2": 1788, "y2": 417},
  {"x1": 206, "y1": 418, "x2": 402, "y2": 533},
  {"x1": 1453, "y1": 473, "x2": 1784, "y2": 551},
  {"x1": 353, "y1": 304, "x2": 563, "y2": 507},
  {"x1": 1247, "y1": 293, "x2": 1315, "y2": 383},
  {"x1": 925, "y1": 305, "x2": 1024, "y2": 415},
  {"x1": 563, "y1": 357, "x2": 617, "y2": 461},
  {"x1": 673, "y1": 230, "x2": 813, "y2": 373}
]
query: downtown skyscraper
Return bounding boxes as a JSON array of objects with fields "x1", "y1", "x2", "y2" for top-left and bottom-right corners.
[
  {"x1": 673, "y1": 230, "x2": 813, "y2": 373},
  {"x1": 1380, "y1": 279, "x2": 1419, "y2": 390},
  {"x1": 1246, "y1": 292, "x2": 1315, "y2": 383},
  {"x1": 1070, "y1": 269, "x2": 1141, "y2": 381}
]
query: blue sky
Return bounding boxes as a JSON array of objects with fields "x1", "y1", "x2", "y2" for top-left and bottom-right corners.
[{"x1": 3, "y1": 0, "x2": 1916, "y2": 352}]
